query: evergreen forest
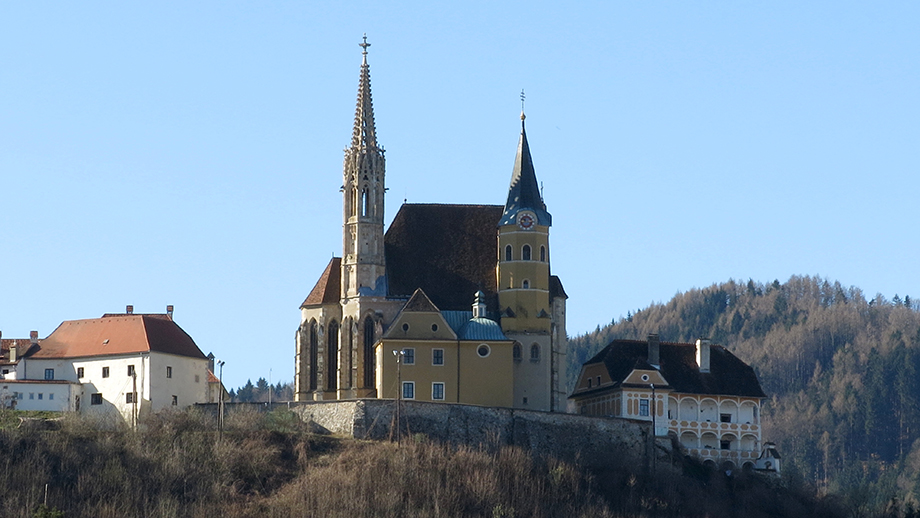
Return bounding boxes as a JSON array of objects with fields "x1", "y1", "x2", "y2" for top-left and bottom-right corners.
[{"x1": 569, "y1": 275, "x2": 920, "y2": 515}]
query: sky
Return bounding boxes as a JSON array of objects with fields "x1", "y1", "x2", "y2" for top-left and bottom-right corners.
[{"x1": 2, "y1": 2, "x2": 918, "y2": 390}]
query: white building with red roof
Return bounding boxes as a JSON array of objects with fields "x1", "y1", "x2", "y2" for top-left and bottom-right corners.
[{"x1": 1, "y1": 306, "x2": 217, "y2": 425}]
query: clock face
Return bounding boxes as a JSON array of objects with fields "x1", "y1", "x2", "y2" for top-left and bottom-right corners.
[{"x1": 517, "y1": 212, "x2": 535, "y2": 230}]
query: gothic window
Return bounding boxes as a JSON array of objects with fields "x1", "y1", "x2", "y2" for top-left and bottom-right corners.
[
  {"x1": 327, "y1": 321, "x2": 339, "y2": 392},
  {"x1": 530, "y1": 343, "x2": 540, "y2": 361},
  {"x1": 522, "y1": 244, "x2": 531, "y2": 261},
  {"x1": 513, "y1": 343, "x2": 522, "y2": 360},
  {"x1": 505, "y1": 245, "x2": 512, "y2": 261},
  {"x1": 344, "y1": 318, "x2": 353, "y2": 387},
  {"x1": 540, "y1": 245, "x2": 546, "y2": 262},
  {"x1": 522, "y1": 280, "x2": 530, "y2": 289},
  {"x1": 350, "y1": 189, "x2": 357, "y2": 217},
  {"x1": 309, "y1": 321, "x2": 318, "y2": 391},
  {"x1": 364, "y1": 317, "x2": 375, "y2": 387},
  {"x1": 361, "y1": 188, "x2": 369, "y2": 217}
]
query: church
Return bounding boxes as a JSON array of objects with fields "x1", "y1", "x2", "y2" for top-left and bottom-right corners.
[{"x1": 294, "y1": 39, "x2": 568, "y2": 412}]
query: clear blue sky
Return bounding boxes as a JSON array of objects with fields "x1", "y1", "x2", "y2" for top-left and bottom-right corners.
[{"x1": 2, "y1": 2, "x2": 918, "y2": 390}]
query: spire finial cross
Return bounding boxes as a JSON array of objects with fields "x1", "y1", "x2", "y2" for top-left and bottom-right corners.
[
  {"x1": 360, "y1": 34, "x2": 371, "y2": 55},
  {"x1": 520, "y1": 89, "x2": 526, "y2": 121}
]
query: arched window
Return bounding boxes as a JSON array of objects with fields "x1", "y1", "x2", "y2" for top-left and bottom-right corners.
[
  {"x1": 309, "y1": 321, "x2": 318, "y2": 391},
  {"x1": 361, "y1": 188, "x2": 369, "y2": 217},
  {"x1": 364, "y1": 317, "x2": 375, "y2": 387},
  {"x1": 530, "y1": 343, "x2": 540, "y2": 361},
  {"x1": 326, "y1": 321, "x2": 339, "y2": 392},
  {"x1": 513, "y1": 343, "x2": 522, "y2": 360},
  {"x1": 522, "y1": 244, "x2": 531, "y2": 261},
  {"x1": 350, "y1": 190, "x2": 357, "y2": 218},
  {"x1": 505, "y1": 245, "x2": 512, "y2": 261},
  {"x1": 343, "y1": 318, "x2": 353, "y2": 387},
  {"x1": 540, "y1": 246, "x2": 546, "y2": 262},
  {"x1": 522, "y1": 280, "x2": 530, "y2": 289}
]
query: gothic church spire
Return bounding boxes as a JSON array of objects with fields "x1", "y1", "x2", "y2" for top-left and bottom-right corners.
[{"x1": 351, "y1": 34, "x2": 378, "y2": 150}]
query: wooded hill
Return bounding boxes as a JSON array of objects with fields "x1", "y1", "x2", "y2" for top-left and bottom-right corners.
[{"x1": 569, "y1": 276, "x2": 920, "y2": 514}]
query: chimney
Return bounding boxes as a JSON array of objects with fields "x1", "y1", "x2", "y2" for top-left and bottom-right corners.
[
  {"x1": 30, "y1": 331, "x2": 38, "y2": 345},
  {"x1": 696, "y1": 338, "x2": 711, "y2": 373},
  {"x1": 647, "y1": 333, "x2": 660, "y2": 366},
  {"x1": 472, "y1": 291, "x2": 486, "y2": 319},
  {"x1": 126, "y1": 305, "x2": 134, "y2": 315},
  {"x1": 9, "y1": 344, "x2": 17, "y2": 363},
  {"x1": 166, "y1": 305, "x2": 174, "y2": 319}
]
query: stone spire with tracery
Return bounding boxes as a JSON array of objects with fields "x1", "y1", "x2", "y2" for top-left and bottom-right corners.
[{"x1": 342, "y1": 34, "x2": 387, "y2": 300}]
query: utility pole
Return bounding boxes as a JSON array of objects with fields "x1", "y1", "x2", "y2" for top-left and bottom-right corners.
[
  {"x1": 650, "y1": 382, "x2": 657, "y2": 477},
  {"x1": 218, "y1": 360, "x2": 226, "y2": 442}
]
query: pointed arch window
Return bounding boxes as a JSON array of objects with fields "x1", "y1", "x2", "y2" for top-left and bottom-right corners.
[
  {"x1": 505, "y1": 245, "x2": 512, "y2": 262},
  {"x1": 513, "y1": 343, "x2": 522, "y2": 361},
  {"x1": 522, "y1": 244, "x2": 531, "y2": 261},
  {"x1": 309, "y1": 321, "x2": 318, "y2": 391},
  {"x1": 350, "y1": 189, "x2": 358, "y2": 218},
  {"x1": 364, "y1": 316, "x2": 375, "y2": 387},
  {"x1": 540, "y1": 246, "x2": 546, "y2": 262},
  {"x1": 327, "y1": 321, "x2": 339, "y2": 392},
  {"x1": 522, "y1": 280, "x2": 530, "y2": 289},
  {"x1": 530, "y1": 343, "x2": 540, "y2": 361},
  {"x1": 361, "y1": 188, "x2": 369, "y2": 217}
]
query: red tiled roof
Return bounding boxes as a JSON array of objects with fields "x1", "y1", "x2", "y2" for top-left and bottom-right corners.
[
  {"x1": 28, "y1": 315, "x2": 207, "y2": 360},
  {"x1": 207, "y1": 369, "x2": 220, "y2": 383},
  {"x1": 0, "y1": 338, "x2": 40, "y2": 364},
  {"x1": 301, "y1": 257, "x2": 342, "y2": 307}
]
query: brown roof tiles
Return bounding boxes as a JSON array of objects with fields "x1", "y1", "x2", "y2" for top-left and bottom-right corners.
[
  {"x1": 28, "y1": 315, "x2": 207, "y2": 360},
  {"x1": 301, "y1": 257, "x2": 342, "y2": 307}
]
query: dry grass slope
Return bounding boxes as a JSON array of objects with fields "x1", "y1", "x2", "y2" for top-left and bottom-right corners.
[{"x1": 0, "y1": 408, "x2": 844, "y2": 518}]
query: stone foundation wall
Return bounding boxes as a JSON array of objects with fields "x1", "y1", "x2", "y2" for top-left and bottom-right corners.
[{"x1": 201, "y1": 400, "x2": 651, "y2": 469}]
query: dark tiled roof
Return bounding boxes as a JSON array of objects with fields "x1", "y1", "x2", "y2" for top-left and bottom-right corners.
[
  {"x1": 385, "y1": 204, "x2": 503, "y2": 311},
  {"x1": 301, "y1": 257, "x2": 341, "y2": 307},
  {"x1": 0, "y1": 338, "x2": 40, "y2": 364},
  {"x1": 549, "y1": 275, "x2": 567, "y2": 300},
  {"x1": 578, "y1": 339, "x2": 766, "y2": 399},
  {"x1": 28, "y1": 315, "x2": 207, "y2": 360}
]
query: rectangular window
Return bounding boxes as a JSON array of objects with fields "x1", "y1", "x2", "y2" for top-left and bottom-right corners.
[
  {"x1": 195, "y1": 374, "x2": 200, "y2": 383},
  {"x1": 720, "y1": 413, "x2": 731, "y2": 423},
  {"x1": 2, "y1": 369, "x2": 9, "y2": 375},
  {"x1": 77, "y1": 367, "x2": 84, "y2": 378},
  {"x1": 126, "y1": 392, "x2": 137, "y2": 403},
  {"x1": 166, "y1": 366, "x2": 173, "y2": 378},
  {"x1": 402, "y1": 349, "x2": 414, "y2": 365},
  {"x1": 29, "y1": 393, "x2": 34, "y2": 400},
  {"x1": 720, "y1": 440, "x2": 731, "y2": 450},
  {"x1": 639, "y1": 399, "x2": 650, "y2": 416},
  {"x1": 38, "y1": 393, "x2": 43, "y2": 400},
  {"x1": 102, "y1": 367, "x2": 110, "y2": 378},
  {"x1": 171, "y1": 395, "x2": 178, "y2": 406},
  {"x1": 91, "y1": 393, "x2": 103, "y2": 405},
  {"x1": 432, "y1": 349, "x2": 444, "y2": 366},
  {"x1": 17, "y1": 392, "x2": 23, "y2": 400},
  {"x1": 44, "y1": 368, "x2": 54, "y2": 380},
  {"x1": 127, "y1": 365, "x2": 135, "y2": 376},
  {"x1": 432, "y1": 382, "x2": 445, "y2": 401},
  {"x1": 402, "y1": 381, "x2": 415, "y2": 400},
  {"x1": 49, "y1": 393, "x2": 54, "y2": 400}
]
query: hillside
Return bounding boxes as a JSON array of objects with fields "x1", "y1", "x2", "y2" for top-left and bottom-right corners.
[
  {"x1": 0, "y1": 408, "x2": 840, "y2": 518},
  {"x1": 569, "y1": 275, "x2": 920, "y2": 514}
]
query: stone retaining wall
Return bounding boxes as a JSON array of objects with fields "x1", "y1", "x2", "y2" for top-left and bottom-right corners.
[{"x1": 200, "y1": 400, "x2": 651, "y2": 469}]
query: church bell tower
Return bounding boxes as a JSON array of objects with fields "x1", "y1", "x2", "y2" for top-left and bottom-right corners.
[{"x1": 342, "y1": 35, "x2": 386, "y2": 299}]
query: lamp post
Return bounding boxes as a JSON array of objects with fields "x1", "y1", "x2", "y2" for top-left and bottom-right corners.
[
  {"x1": 392, "y1": 350, "x2": 404, "y2": 444},
  {"x1": 218, "y1": 360, "x2": 226, "y2": 442}
]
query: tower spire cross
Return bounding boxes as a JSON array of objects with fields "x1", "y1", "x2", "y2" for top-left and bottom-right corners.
[
  {"x1": 520, "y1": 89, "x2": 526, "y2": 121},
  {"x1": 360, "y1": 34, "x2": 371, "y2": 55}
]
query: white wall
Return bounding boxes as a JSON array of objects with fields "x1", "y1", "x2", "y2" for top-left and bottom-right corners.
[{"x1": 1, "y1": 381, "x2": 77, "y2": 411}]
